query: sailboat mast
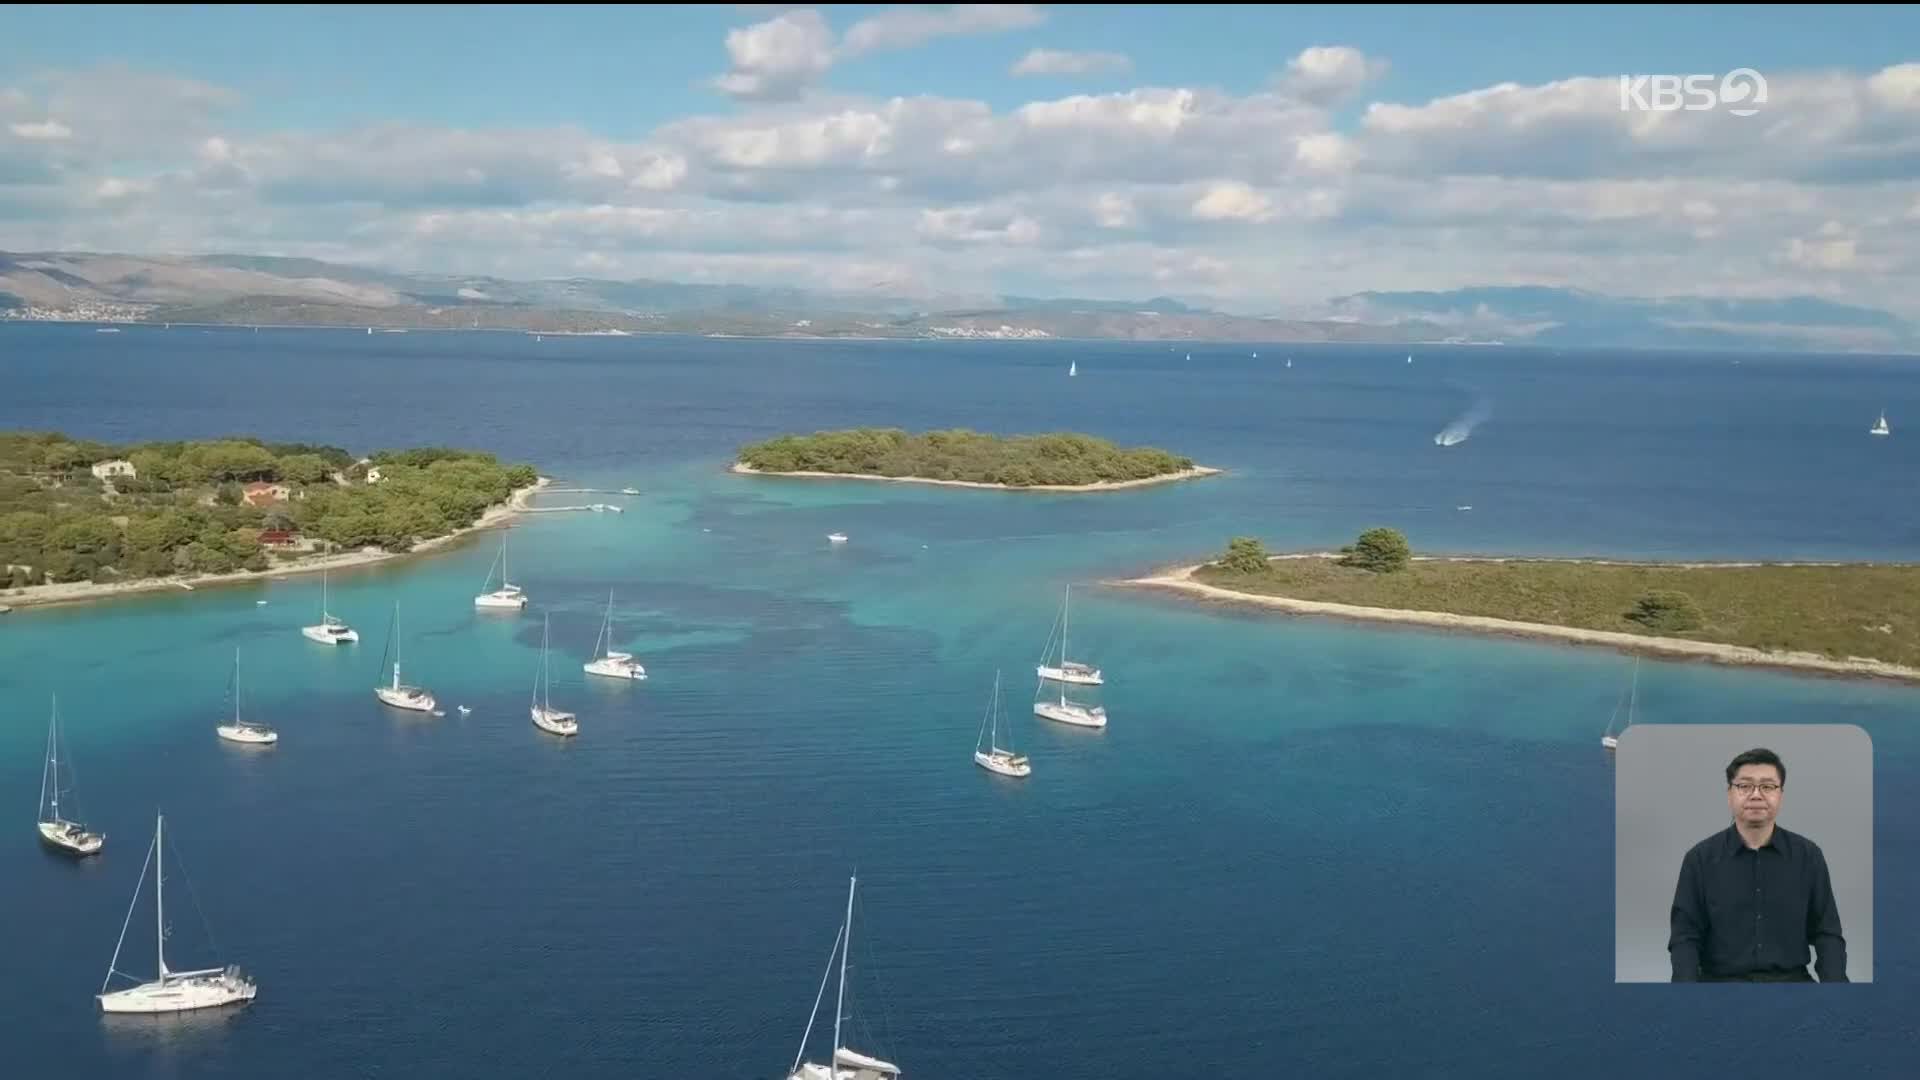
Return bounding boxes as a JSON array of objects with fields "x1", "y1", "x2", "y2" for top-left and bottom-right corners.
[
  {"x1": 539, "y1": 613, "x2": 551, "y2": 709},
  {"x1": 156, "y1": 814, "x2": 168, "y2": 979},
  {"x1": 234, "y1": 649, "x2": 242, "y2": 724},
  {"x1": 599, "y1": 589, "x2": 614, "y2": 658},
  {"x1": 834, "y1": 875, "x2": 854, "y2": 1059},
  {"x1": 992, "y1": 671, "x2": 1003, "y2": 750},
  {"x1": 1062, "y1": 585, "x2": 1070, "y2": 663},
  {"x1": 43, "y1": 695, "x2": 57, "y2": 820}
]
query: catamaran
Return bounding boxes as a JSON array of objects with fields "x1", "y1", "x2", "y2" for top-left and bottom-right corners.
[
  {"x1": 374, "y1": 604, "x2": 437, "y2": 713},
  {"x1": 1036, "y1": 584, "x2": 1103, "y2": 686},
  {"x1": 785, "y1": 876, "x2": 902, "y2": 1080},
  {"x1": 531, "y1": 613, "x2": 579, "y2": 736},
  {"x1": 1601, "y1": 657, "x2": 1640, "y2": 750},
  {"x1": 583, "y1": 590, "x2": 647, "y2": 680},
  {"x1": 38, "y1": 694, "x2": 104, "y2": 856},
  {"x1": 97, "y1": 813, "x2": 258, "y2": 1014},
  {"x1": 474, "y1": 534, "x2": 528, "y2": 609},
  {"x1": 974, "y1": 670, "x2": 1031, "y2": 778},
  {"x1": 302, "y1": 569, "x2": 359, "y2": 644},
  {"x1": 216, "y1": 650, "x2": 279, "y2": 745}
]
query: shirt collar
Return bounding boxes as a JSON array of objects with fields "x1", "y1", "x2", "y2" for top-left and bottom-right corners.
[{"x1": 1724, "y1": 822, "x2": 1785, "y2": 854}]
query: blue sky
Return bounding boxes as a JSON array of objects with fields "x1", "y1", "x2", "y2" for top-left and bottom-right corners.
[{"x1": 2, "y1": 5, "x2": 1918, "y2": 317}]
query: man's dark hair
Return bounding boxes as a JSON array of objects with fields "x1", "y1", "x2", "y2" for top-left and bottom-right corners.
[{"x1": 1726, "y1": 747, "x2": 1785, "y2": 787}]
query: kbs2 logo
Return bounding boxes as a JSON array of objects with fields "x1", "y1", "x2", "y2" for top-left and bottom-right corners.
[{"x1": 1618, "y1": 69, "x2": 1767, "y2": 116}]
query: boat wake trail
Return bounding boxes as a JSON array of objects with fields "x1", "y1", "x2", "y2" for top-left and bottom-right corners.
[{"x1": 1434, "y1": 397, "x2": 1493, "y2": 447}]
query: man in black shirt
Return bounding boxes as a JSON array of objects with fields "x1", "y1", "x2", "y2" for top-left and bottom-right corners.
[{"x1": 1668, "y1": 747, "x2": 1849, "y2": 982}]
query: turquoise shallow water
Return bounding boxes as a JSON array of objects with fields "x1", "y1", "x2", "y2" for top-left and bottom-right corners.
[{"x1": 3, "y1": 325, "x2": 1918, "y2": 1076}]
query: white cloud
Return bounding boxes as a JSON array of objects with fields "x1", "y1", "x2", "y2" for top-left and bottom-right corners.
[
  {"x1": 1190, "y1": 181, "x2": 1272, "y2": 222},
  {"x1": 917, "y1": 203, "x2": 1042, "y2": 246},
  {"x1": 93, "y1": 177, "x2": 152, "y2": 200},
  {"x1": 1867, "y1": 63, "x2": 1920, "y2": 109},
  {"x1": 1011, "y1": 49, "x2": 1132, "y2": 77},
  {"x1": 6, "y1": 50, "x2": 1920, "y2": 321},
  {"x1": 843, "y1": 4, "x2": 1044, "y2": 55},
  {"x1": 9, "y1": 119, "x2": 72, "y2": 140},
  {"x1": 1782, "y1": 235, "x2": 1858, "y2": 271},
  {"x1": 1280, "y1": 46, "x2": 1388, "y2": 105},
  {"x1": 712, "y1": 9, "x2": 837, "y2": 102},
  {"x1": 1293, "y1": 132, "x2": 1355, "y2": 173},
  {"x1": 1355, "y1": 64, "x2": 1920, "y2": 183},
  {"x1": 714, "y1": 5, "x2": 1046, "y2": 102},
  {"x1": 1018, "y1": 88, "x2": 1196, "y2": 135},
  {"x1": 1092, "y1": 191, "x2": 1135, "y2": 228}
]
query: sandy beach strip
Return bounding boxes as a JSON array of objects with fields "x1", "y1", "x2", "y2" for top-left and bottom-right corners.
[
  {"x1": 730, "y1": 461, "x2": 1223, "y2": 492},
  {"x1": 0, "y1": 477, "x2": 551, "y2": 614},
  {"x1": 1116, "y1": 562, "x2": 1920, "y2": 685}
]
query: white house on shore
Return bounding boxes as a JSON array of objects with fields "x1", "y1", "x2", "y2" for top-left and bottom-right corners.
[{"x1": 90, "y1": 459, "x2": 136, "y2": 480}]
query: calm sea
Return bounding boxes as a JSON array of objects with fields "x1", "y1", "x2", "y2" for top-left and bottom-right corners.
[{"x1": 2, "y1": 324, "x2": 1917, "y2": 1077}]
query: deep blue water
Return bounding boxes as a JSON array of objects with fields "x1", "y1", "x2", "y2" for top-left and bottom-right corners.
[{"x1": 2, "y1": 324, "x2": 1918, "y2": 1076}]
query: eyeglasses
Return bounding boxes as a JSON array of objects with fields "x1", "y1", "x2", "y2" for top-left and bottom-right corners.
[{"x1": 1731, "y1": 781, "x2": 1781, "y2": 796}]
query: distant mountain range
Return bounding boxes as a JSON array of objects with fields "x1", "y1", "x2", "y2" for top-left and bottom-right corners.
[{"x1": 2, "y1": 250, "x2": 1912, "y2": 353}]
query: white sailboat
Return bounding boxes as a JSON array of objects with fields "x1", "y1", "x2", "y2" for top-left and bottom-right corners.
[
  {"x1": 216, "y1": 650, "x2": 279, "y2": 745},
  {"x1": 373, "y1": 604, "x2": 437, "y2": 712},
  {"x1": 97, "y1": 814, "x2": 258, "y2": 1014},
  {"x1": 531, "y1": 613, "x2": 579, "y2": 736},
  {"x1": 786, "y1": 876, "x2": 902, "y2": 1080},
  {"x1": 1068, "y1": 360, "x2": 1077, "y2": 377},
  {"x1": 583, "y1": 589, "x2": 647, "y2": 680},
  {"x1": 1871, "y1": 410, "x2": 1890, "y2": 436},
  {"x1": 1601, "y1": 657, "x2": 1639, "y2": 750},
  {"x1": 474, "y1": 535, "x2": 528, "y2": 609},
  {"x1": 1036, "y1": 585, "x2": 1103, "y2": 686},
  {"x1": 38, "y1": 694, "x2": 104, "y2": 856},
  {"x1": 974, "y1": 670, "x2": 1031, "y2": 778},
  {"x1": 1034, "y1": 681, "x2": 1108, "y2": 729},
  {"x1": 301, "y1": 569, "x2": 359, "y2": 644}
]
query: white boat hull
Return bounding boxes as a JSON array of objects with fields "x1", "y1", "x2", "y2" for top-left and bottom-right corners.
[
  {"x1": 584, "y1": 655, "x2": 647, "y2": 680},
  {"x1": 532, "y1": 706, "x2": 578, "y2": 736},
  {"x1": 39, "y1": 819, "x2": 104, "y2": 855},
  {"x1": 974, "y1": 750, "x2": 1031, "y2": 777},
  {"x1": 1035, "y1": 700, "x2": 1107, "y2": 729},
  {"x1": 790, "y1": 1059, "x2": 902, "y2": 1080},
  {"x1": 475, "y1": 589, "x2": 527, "y2": 609},
  {"x1": 217, "y1": 724, "x2": 278, "y2": 745},
  {"x1": 98, "y1": 969, "x2": 257, "y2": 1014},
  {"x1": 1036, "y1": 663, "x2": 1102, "y2": 686},
  {"x1": 302, "y1": 624, "x2": 358, "y2": 644},
  {"x1": 1601, "y1": 735, "x2": 1619, "y2": 750},
  {"x1": 376, "y1": 686, "x2": 437, "y2": 712}
]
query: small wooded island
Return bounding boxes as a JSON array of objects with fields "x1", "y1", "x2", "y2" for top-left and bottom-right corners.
[
  {"x1": 0, "y1": 429, "x2": 541, "y2": 609},
  {"x1": 1123, "y1": 530, "x2": 1920, "y2": 683},
  {"x1": 734, "y1": 428, "x2": 1220, "y2": 491}
]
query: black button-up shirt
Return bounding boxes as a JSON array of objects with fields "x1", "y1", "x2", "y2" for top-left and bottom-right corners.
[{"x1": 1668, "y1": 823, "x2": 1848, "y2": 982}]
